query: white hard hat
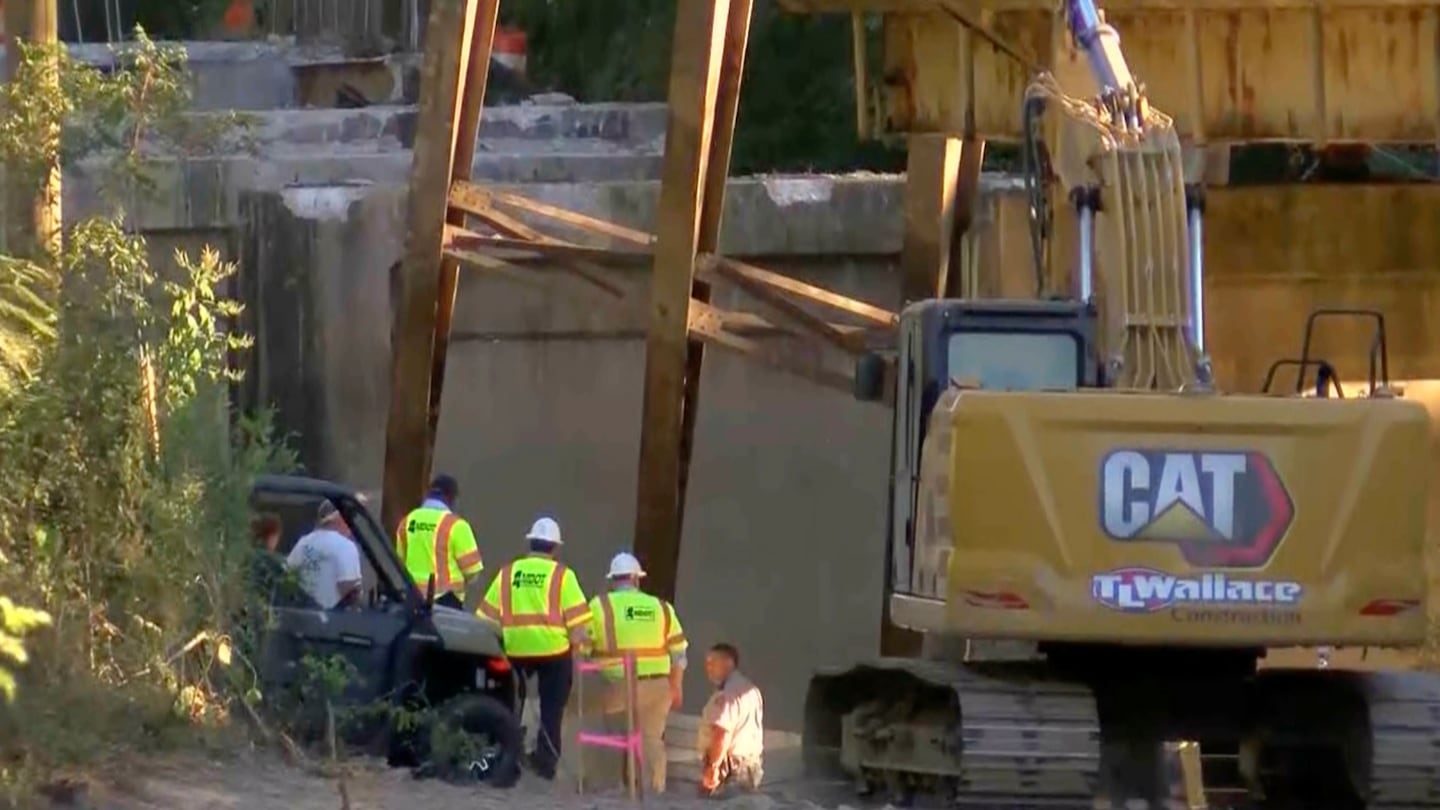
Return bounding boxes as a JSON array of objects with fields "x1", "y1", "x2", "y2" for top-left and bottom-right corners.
[
  {"x1": 607, "y1": 552, "x2": 645, "y2": 579},
  {"x1": 525, "y1": 516, "x2": 563, "y2": 544}
]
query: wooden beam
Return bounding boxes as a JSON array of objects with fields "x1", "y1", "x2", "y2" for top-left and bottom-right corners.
[
  {"x1": 698, "y1": 254, "x2": 898, "y2": 326},
  {"x1": 477, "y1": 185, "x2": 655, "y2": 247},
  {"x1": 381, "y1": 0, "x2": 480, "y2": 535},
  {"x1": 428, "y1": 0, "x2": 500, "y2": 472},
  {"x1": 452, "y1": 236, "x2": 652, "y2": 266},
  {"x1": 708, "y1": 257, "x2": 863, "y2": 354},
  {"x1": 633, "y1": 0, "x2": 735, "y2": 603},
  {"x1": 688, "y1": 300, "x2": 854, "y2": 395},
  {"x1": 676, "y1": 0, "x2": 756, "y2": 580},
  {"x1": 451, "y1": 205, "x2": 627, "y2": 298}
]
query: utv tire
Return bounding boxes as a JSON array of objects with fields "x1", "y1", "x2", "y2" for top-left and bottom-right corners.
[{"x1": 427, "y1": 693, "x2": 523, "y2": 789}]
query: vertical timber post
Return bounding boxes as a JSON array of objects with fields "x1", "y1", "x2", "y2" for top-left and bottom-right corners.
[
  {"x1": 675, "y1": 0, "x2": 754, "y2": 564},
  {"x1": 428, "y1": 0, "x2": 499, "y2": 445},
  {"x1": 382, "y1": 0, "x2": 480, "y2": 534},
  {"x1": 3, "y1": 0, "x2": 61, "y2": 259},
  {"x1": 633, "y1": 0, "x2": 736, "y2": 603}
]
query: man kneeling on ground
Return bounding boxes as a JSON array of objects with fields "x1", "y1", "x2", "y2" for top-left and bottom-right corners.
[{"x1": 699, "y1": 643, "x2": 764, "y2": 797}]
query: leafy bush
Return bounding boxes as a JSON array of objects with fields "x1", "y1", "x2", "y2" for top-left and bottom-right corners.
[{"x1": 0, "y1": 29, "x2": 293, "y2": 795}]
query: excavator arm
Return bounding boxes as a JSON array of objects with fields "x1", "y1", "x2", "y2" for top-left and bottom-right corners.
[{"x1": 1020, "y1": 0, "x2": 1206, "y2": 391}]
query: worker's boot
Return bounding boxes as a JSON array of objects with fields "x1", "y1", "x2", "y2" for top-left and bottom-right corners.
[{"x1": 525, "y1": 750, "x2": 556, "y2": 781}]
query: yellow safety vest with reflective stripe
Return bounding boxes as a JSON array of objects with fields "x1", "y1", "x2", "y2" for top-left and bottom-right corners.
[
  {"x1": 395, "y1": 507, "x2": 484, "y2": 597},
  {"x1": 587, "y1": 588, "x2": 686, "y2": 679},
  {"x1": 476, "y1": 555, "x2": 591, "y2": 657}
]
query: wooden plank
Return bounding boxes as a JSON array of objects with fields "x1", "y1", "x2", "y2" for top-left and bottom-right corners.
[
  {"x1": 452, "y1": 206, "x2": 628, "y2": 298},
  {"x1": 428, "y1": 0, "x2": 499, "y2": 473},
  {"x1": 478, "y1": 185, "x2": 655, "y2": 247},
  {"x1": 453, "y1": 236, "x2": 653, "y2": 266},
  {"x1": 688, "y1": 300, "x2": 855, "y2": 394},
  {"x1": 633, "y1": 0, "x2": 735, "y2": 603},
  {"x1": 699, "y1": 254, "x2": 899, "y2": 326},
  {"x1": 708, "y1": 257, "x2": 863, "y2": 353},
  {"x1": 381, "y1": 0, "x2": 480, "y2": 535}
]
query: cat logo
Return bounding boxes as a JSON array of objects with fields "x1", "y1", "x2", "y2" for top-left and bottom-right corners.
[{"x1": 1099, "y1": 449, "x2": 1295, "y2": 568}]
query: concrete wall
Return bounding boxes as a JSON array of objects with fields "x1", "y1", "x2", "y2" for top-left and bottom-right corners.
[{"x1": 238, "y1": 175, "x2": 955, "y2": 731}]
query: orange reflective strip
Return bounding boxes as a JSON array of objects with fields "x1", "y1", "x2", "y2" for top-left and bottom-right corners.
[
  {"x1": 667, "y1": 633, "x2": 687, "y2": 646},
  {"x1": 599, "y1": 594, "x2": 618, "y2": 653},
  {"x1": 456, "y1": 549, "x2": 482, "y2": 571},
  {"x1": 477, "y1": 602, "x2": 501, "y2": 621},
  {"x1": 395, "y1": 518, "x2": 408, "y2": 564},
  {"x1": 547, "y1": 563, "x2": 568, "y2": 624},
  {"x1": 498, "y1": 563, "x2": 515, "y2": 622},
  {"x1": 498, "y1": 560, "x2": 570, "y2": 628},
  {"x1": 433, "y1": 514, "x2": 458, "y2": 591}
]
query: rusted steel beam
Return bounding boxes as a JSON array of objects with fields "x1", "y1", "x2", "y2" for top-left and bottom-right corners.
[{"x1": 382, "y1": 0, "x2": 482, "y2": 534}]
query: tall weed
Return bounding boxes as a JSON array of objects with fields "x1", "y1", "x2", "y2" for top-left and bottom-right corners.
[{"x1": 0, "y1": 29, "x2": 292, "y2": 795}]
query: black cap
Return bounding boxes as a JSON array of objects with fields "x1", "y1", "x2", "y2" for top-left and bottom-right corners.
[{"x1": 428, "y1": 474, "x2": 459, "y2": 501}]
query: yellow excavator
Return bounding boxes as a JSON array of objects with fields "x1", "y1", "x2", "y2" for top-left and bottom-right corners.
[{"x1": 801, "y1": 3, "x2": 1437, "y2": 808}]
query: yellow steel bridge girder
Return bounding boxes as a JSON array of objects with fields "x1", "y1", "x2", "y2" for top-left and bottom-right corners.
[
  {"x1": 781, "y1": 0, "x2": 1440, "y2": 144},
  {"x1": 968, "y1": 183, "x2": 1440, "y2": 391}
]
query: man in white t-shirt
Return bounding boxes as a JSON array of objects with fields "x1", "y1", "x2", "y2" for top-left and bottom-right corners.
[
  {"x1": 285, "y1": 499, "x2": 363, "y2": 610},
  {"x1": 699, "y1": 642, "x2": 764, "y2": 796}
]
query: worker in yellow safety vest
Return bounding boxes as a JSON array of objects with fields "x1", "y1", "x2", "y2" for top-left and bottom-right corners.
[
  {"x1": 585, "y1": 551, "x2": 688, "y2": 794},
  {"x1": 394, "y1": 474, "x2": 484, "y2": 610},
  {"x1": 476, "y1": 516, "x2": 591, "y2": 780}
]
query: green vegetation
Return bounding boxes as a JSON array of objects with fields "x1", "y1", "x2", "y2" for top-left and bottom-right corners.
[{"x1": 0, "y1": 30, "x2": 293, "y2": 799}]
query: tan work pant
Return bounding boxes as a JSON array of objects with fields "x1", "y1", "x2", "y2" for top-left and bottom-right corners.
[{"x1": 589, "y1": 677, "x2": 671, "y2": 793}]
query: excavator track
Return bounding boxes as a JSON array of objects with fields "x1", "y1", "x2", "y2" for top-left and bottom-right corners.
[
  {"x1": 806, "y1": 659, "x2": 1100, "y2": 807},
  {"x1": 1358, "y1": 671, "x2": 1440, "y2": 808}
]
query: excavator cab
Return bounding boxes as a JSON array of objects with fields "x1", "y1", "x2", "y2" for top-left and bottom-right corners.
[{"x1": 854, "y1": 298, "x2": 1106, "y2": 604}]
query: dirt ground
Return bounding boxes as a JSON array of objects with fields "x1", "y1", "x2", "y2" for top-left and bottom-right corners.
[{"x1": 70, "y1": 750, "x2": 822, "y2": 810}]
